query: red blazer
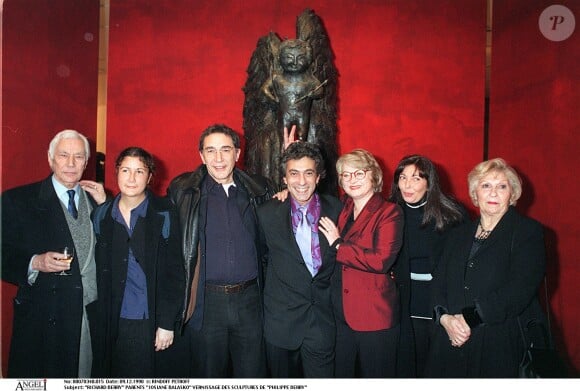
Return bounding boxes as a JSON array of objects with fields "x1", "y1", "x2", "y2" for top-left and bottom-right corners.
[{"x1": 336, "y1": 193, "x2": 403, "y2": 331}]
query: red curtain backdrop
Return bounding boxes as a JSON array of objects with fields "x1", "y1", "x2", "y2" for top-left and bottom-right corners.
[
  {"x1": 489, "y1": 0, "x2": 580, "y2": 372},
  {"x1": 1, "y1": 0, "x2": 100, "y2": 376},
  {"x1": 2, "y1": 0, "x2": 579, "y2": 376}
]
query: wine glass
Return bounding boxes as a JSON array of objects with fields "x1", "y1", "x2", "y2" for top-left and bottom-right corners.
[{"x1": 56, "y1": 246, "x2": 74, "y2": 276}]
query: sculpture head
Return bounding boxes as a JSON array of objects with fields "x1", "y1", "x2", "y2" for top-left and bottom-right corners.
[{"x1": 279, "y1": 39, "x2": 313, "y2": 74}]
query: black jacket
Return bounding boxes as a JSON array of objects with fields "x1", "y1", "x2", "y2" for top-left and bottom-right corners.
[
  {"x1": 425, "y1": 206, "x2": 547, "y2": 377},
  {"x1": 257, "y1": 194, "x2": 342, "y2": 350},
  {"x1": 394, "y1": 203, "x2": 468, "y2": 377},
  {"x1": 2, "y1": 176, "x2": 99, "y2": 377},
  {"x1": 91, "y1": 192, "x2": 184, "y2": 376},
  {"x1": 167, "y1": 165, "x2": 275, "y2": 331}
]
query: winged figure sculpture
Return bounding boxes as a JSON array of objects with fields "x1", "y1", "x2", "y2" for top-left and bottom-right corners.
[{"x1": 242, "y1": 9, "x2": 339, "y2": 195}]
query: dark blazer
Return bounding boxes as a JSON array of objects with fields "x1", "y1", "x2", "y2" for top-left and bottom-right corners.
[
  {"x1": 257, "y1": 193, "x2": 342, "y2": 350},
  {"x1": 1, "y1": 176, "x2": 98, "y2": 377},
  {"x1": 425, "y1": 206, "x2": 547, "y2": 377},
  {"x1": 334, "y1": 193, "x2": 403, "y2": 331},
  {"x1": 91, "y1": 192, "x2": 185, "y2": 376}
]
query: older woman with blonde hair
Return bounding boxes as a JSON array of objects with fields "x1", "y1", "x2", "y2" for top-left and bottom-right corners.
[
  {"x1": 424, "y1": 158, "x2": 547, "y2": 377},
  {"x1": 318, "y1": 148, "x2": 404, "y2": 377}
]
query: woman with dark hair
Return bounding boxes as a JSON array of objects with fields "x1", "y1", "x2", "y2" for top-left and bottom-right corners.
[
  {"x1": 92, "y1": 147, "x2": 184, "y2": 377},
  {"x1": 389, "y1": 154, "x2": 467, "y2": 377}
]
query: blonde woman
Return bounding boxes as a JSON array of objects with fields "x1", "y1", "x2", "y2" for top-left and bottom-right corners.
[
  {"x1": 318, "y1": 149, "x2": 403, "y2": 377},
  {"x1": 425, "y1": 158, "x2": 547, "y2": 377}
]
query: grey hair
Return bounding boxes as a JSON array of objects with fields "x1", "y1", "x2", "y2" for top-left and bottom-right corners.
[{"x1": 48, "y1": 129, "x2": 91, "y2": 160}]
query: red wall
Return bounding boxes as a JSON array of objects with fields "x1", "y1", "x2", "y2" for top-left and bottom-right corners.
[
  {"x1": 105, "y1": 0, "x2": 484, "y2": 208},
  {"x1": 489, "y1": 0, "x2": 580, "y2": 372},
  {"x1": 2, "y1": 0, "x2": 579, "y2": 376},
  {"x1": 1, "y1": 0, "x2": 100, "y2": 376}
]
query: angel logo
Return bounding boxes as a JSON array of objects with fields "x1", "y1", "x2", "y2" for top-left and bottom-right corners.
[
  {"x1": 243, "y1": 9, "x2": 339, "y2": 195},
  {"x1": 14, "y1": 379, "x2": 46, "y2": 391}
]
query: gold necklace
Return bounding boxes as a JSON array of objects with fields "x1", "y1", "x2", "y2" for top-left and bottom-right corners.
[{"x1": 476, "y1": 221, "x2": 493, "y2": 240}]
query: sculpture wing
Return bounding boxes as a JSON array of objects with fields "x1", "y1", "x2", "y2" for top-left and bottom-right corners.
[
  {"x1": 297, "y1": 9, "x2": 339, "y2": 195},
  {"x1": 242, "y1": 32, "x2": 282, "y2": 184}
]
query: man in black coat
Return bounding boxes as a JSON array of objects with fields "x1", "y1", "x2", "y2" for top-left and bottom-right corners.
[
  {"x1": 257, "y1": 142, "x2": 342, "y2": 377},
  {"x1": 167, "y1": 124, "x2": 275, "y2": 377},
  {"x1": 2, "y1": 129, "x2": 107, "y2": 377}
]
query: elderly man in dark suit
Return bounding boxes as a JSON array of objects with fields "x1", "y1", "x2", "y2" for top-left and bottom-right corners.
[
  {"x1": 2, "y1": 129, "x2": 106, "y2": 378},
  {"x1": 257, "y1": 142, "x2": 342, "y2": 378}
]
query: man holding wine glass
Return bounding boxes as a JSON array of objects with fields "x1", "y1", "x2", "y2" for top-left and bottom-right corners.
[{"x1": 2, "y1": 129, "x2": 107, "y2": 378}]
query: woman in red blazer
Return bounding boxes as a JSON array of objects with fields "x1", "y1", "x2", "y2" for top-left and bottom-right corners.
[{"x1": 319, "y1": 149, "x2": 404, "y2": 377}]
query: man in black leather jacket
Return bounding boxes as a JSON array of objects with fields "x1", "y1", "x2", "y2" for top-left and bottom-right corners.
[{"x1": 166, "y1": 124, "x2": 275, "y2": 377}]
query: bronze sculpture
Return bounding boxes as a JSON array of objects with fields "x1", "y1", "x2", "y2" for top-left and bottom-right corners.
[
  {"x1": 243, "y1": 9, "x2": 339, "y2": 195},
  {"x1": 261, "y1": 39, "x2": 326, "y2": 143}
]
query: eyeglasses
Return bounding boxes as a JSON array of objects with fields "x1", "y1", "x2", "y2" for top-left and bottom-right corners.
[{"x1": 340, "y1": 169, "x2": 368, "y2": 182}]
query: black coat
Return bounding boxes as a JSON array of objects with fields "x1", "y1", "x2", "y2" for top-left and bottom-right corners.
[
  {"x1": 257, "y1": 194, "x2": 342, "y2": 350},
  {"x1": 424, "y1": 206, "x2": 547, "y2": 377},
  {"x1": 167, "y1": 166, "x2": 274, "y2": 331},
  {"x1": 394, "y1": 203, "x2": 468, "y2": 377},
  {"x1": 2, "y1": 176, "x2": 99, "y2": 377},
  {"x1": 91, "y1": 193, "x2": 185, "y2": 376}
]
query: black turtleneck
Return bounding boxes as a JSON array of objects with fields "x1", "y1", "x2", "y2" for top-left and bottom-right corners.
[{"x1": 403, "y1": 202, "x2": 438, "y2": 318}]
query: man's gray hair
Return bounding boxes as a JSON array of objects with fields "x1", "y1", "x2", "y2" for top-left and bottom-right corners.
[{"x1": 48, "y1": 129, "x2": 91, "y2": 160}]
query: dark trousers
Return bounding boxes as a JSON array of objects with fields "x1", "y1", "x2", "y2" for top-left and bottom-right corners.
[
  {"x1": 112, "y1": 318, "x2": 153, "y2": 378},
  {"x1": 335, "y1": 319, "x2": 400, "y2": 378},
  {"x1": 186, "y1": 283, "x2": 266, "y2": 377},
  {"x1": 412, "y1": 317, "x2": 432, "y2": 377},
  {"x1": 265, "y1": 339, "x2": 334, "y2": 378}
]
